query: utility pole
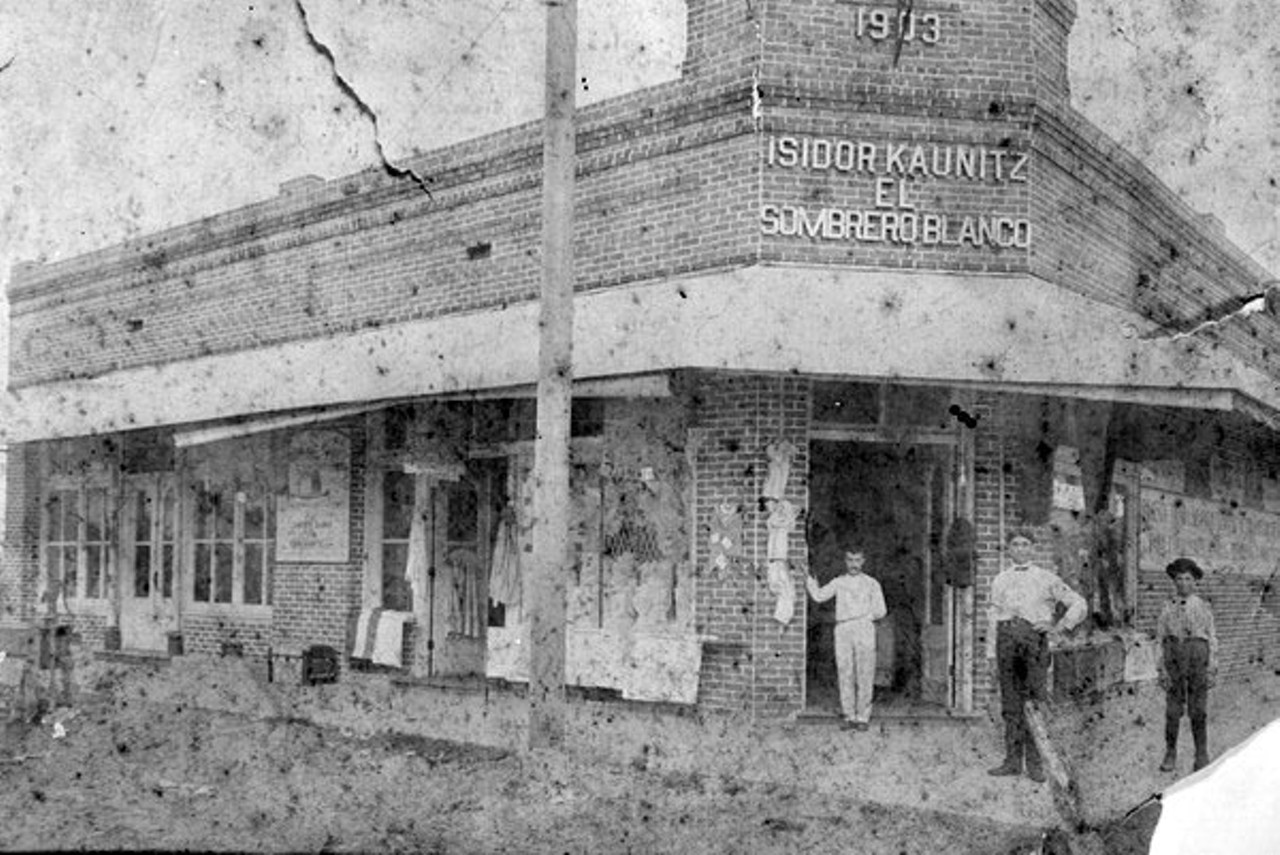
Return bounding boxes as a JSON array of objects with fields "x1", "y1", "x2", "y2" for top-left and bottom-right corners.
[{"x1": 527, "y1": 0, "x2": 576, "y2": 750}]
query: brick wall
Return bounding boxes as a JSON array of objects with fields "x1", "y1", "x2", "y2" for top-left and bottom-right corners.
[
  {"x1": 760, "y1": 0, "x2": 1038, "y2": 103},
  {"x1": 182, "y1": 612, "x2": 273, "y2": 658},
  {"x1": 9, "y1": 79, "x2": 758, "y2": 388},
  {"x1": 11, "y1": 0, "x2": 1273, "y2": 398},
  {"x1": 1029, "y1": 109, "x2": 1276, "y2": 376},
  {"x1": 1130, "y1": 409, "x2": 1280, "y2": 680},
  {"x1": 270, "y1": 562, "x2": 362, "y2": 657},
  {"x1": 691, "y1": 372, "x2": 810, "y2": 719},
  {"x1": 270, "y1": 421, "x2": 365, "y2": 660},
  {"x1": 0, "y1": 444, "x2": 40, "y2": 624},
  {"x1": 1032, "y1": 0, "x2": 1075, "y2": 106},
  {"x1": 973, "y1": 394, "x2": 1280, "y2": 702}
]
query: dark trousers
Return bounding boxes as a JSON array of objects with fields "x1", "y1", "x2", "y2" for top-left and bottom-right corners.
[
  {"x1": 996, "y1": 619, "x2": 1049, "y2": 771},
  {"x1": 1164, "y1": 637, "x2": 1210, "y2": 756}
]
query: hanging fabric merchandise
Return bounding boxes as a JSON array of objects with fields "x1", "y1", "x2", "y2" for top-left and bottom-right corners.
[
  {"x1": 488, "y1": 513, "x2": 521, "y2": 614},
  {"x1": 765, "y1": 498, "x2": 800, "y2": 562},
  {"x1": 767, "y1": 560, "x2": 795, "y2": 625},
  {"x1": 635, "y1": 476, "x2": 685, "y2": 561},
  {"x1": 709, "y1": 500, "x2": 743, "y2": 576},
  {"x1": 633, "y1": 559, "x2": 673, "y2": 629},
  {"x1": 405, "y1": 505, "x2": 429, "y2": 617},
  {"x1": 445, "y1": 548, "x2": 481, "y2": 637},
  {"x1": 765, "y1": 498, "x2": 801, "y2": 625},
  {"x1": 763, "y1": 438, "x2": 797, "y2": 499}
]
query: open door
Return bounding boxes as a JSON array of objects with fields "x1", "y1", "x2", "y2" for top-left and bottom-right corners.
[
  {"x1": 426, "y1": 473, "x2": 493, "y2": 677},
  {"x1": 119, "y1": 475, "x2": 179, "y2": 652},
  {"x1": 807, "y1": 440, "x2": 957, "y2": 714}
]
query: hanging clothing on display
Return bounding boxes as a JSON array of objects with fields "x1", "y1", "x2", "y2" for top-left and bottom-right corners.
[
  {"x1": 766, "y1": 498, "x2": 800, "y2": 561},
  {"x1": 445, "y1": 549, "x2": 482, "y2": 637},
  {"x1": 768, "y1": 560, "x2": 795, "y2": 624},
  {"x1": 488, "y1": 516, "x2": 521, "y2": 614},
  {"x1": 709, "y1": 501, "x2": 743, "y2": 573},
  {"x1": 763, "y1": 439, "x2": 796, "y2": 499},
  {"x1": 404, "y1": 506, "x2": 429, "y2": 616}
]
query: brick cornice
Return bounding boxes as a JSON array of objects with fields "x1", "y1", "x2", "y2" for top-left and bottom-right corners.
[{"x1": 9, "y1": 80, "x2": 754, "y2": 308}]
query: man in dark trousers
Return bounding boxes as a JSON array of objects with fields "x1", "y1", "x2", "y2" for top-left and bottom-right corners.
[
  {"x1": 986, "y1": 530, "x2": 1087, "y2": 783},
  {"x1": 1157, "y1": 557, "x2": 1218, "y2": 773}
]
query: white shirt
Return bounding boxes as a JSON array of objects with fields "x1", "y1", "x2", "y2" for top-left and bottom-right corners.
[
  {"x1": 807, "y1": 573, "x2": 887, "y2": 623},
  {"x1": 986, "y1": 562, "x2": 1087, "y2": 656}
]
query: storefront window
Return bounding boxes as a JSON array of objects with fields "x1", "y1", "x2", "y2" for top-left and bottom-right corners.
[
  {"x1": 191, "y1": 480, "x2": 274, "y2": 607},
  {"x1": 43, "y1": 485, "x2": 112, "y2": 604},
  {"x1": 381, "y1": 470, "x2": 415, "y2": 611}
]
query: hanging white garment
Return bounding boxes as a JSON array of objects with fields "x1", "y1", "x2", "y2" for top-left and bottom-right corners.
[
  {"x1": 768, "y1": 560, "x2": 795, "y2": 624},
  {"x1": 405, "y1": 508, "x2": 429, "y2": 617},
  {"x1": 489, "y1": 518, "x2": 521, "y2": 612},
  {"x1": 766, "y1": 499, "x2": 799, "y2": 561}
]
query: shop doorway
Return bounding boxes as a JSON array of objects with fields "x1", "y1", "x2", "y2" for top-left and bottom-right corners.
[
  {"x1": 118, "y1": 474, "x2": 180, "y2": 652},
  {"x1": 380, "y1": 463, "x2": 502, "y2": 679},
  {"x1": 806, "y1": 440, "x2": 955, "y2": 714}
]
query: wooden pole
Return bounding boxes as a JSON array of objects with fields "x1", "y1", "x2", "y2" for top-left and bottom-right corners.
[
  {"x1": 1024, "y1": 699, "x2": 1085, "y2": 831},
  {"x1": 527, "y1": 0, "x2": 577, "y2": 750}
]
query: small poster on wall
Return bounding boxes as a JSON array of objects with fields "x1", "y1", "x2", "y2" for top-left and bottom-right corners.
[{"x1": 277, "y1": 430, "x2": 351, "y2": 563}]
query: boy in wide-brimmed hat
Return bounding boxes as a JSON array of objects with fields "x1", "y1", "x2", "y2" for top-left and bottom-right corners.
[{"x1": 1157, "y1": 557, "x2": 1218, "y2": 772}]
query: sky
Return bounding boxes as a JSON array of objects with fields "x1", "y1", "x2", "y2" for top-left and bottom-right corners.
[{"x1": 0, "y1": 0, "x2": 1275, "y2": 390}]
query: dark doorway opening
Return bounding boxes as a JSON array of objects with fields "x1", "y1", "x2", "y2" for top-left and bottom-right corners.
[{"x1": 806, "y1": 440, "x2": 953, "y2": 715}]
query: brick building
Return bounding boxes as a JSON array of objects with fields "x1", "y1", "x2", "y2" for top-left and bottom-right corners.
[{"x1": 4, "y1": 0, "x2": 1279, "y2": 722}]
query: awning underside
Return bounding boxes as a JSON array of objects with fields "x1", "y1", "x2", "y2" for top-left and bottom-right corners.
[{"x1": 5, "y1": 266, "x2": 1279, "y2": 442}]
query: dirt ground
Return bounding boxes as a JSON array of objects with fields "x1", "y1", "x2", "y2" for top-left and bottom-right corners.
[
  {"x1": 0, "y1": 658, "x2": 1054, "y2": 854},
  {"x1": 3, "y1": 654, "x2": 1276, "y2": 854},
  {"x1": 1, "y1": 695, "x2": 1039, "y2": 854}
]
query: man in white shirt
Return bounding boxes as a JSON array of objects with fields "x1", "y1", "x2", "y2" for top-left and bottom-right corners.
[
  {"x1": 807, "y1": 549, "x2": 888, "y2": 731},
  {"x1": 986, "y1": 530, "x2": 1087, "y2": 782}
]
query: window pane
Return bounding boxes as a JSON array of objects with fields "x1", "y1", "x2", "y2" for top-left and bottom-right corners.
[
  {"x1": 62, "y1": 493, "x2": 78, "y2": 542},
  {"x1": 45, "y1": 546, "x2": 62, "y2": 595},
  {"x1": 446, "y1": 483, "x2": 479, "y2": 542},
  {"x1": 46, "y1": 493, "x2": 63, "y2": 541},
  {"x1": 161, "y1": 489, "x2": 176, "y2": 540},
  {"x1": 813, "y1": 381, "x2": 880, "y2": 423},
  {"x1": 244, "y1": 496, "x2": 265, "y2": 540},
  {"x1": 161, "y1": 546, "x2": 174, "y2": 599},
  {"x1": 884, "y1": 384, "x2": 951, "y2": 428},
  {"x1": 244, "y1": 544, "x2": 262, "y2": 605},
  {"x1": 194, "y1": 544, "x2": 211, "y2": 602},
  {"x1": 382, "y1": 543, "x2": 410, "y2": 611},
  {"x1": 85, "y1": 546, "x2": 102, "y2": 599},
  {"x1": 62, "y1": 545, "x2": 78, "y2": 598},
  {"x1": 134, "y1": 491, "x2": 152, "y2": 543},
  {"x1": 263, "y1": 544, "x2": 274, "y2": 606},
  {"x1": 195, "y1": 486, "x2": 214, "y2": 539},
  {"x1": 214, "y1": 544, "x2": 233, "y2": 603},
  {"x1": 216, "y1": 492, "x2": 235, "y2": 540},
  {"x1": 86, "y1": 489, "x2": 106, "y2": 542},
  {"x1": 134, "y1": 545, "x2": 152, "y2": 597},
  {"x1": 382, "y1": 471, "x2": 415, "y2": 540}
]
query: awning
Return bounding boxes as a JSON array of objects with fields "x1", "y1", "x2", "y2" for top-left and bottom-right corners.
[{"x1": 6, "y1": 265, "x2": 1280, "y2": 442}]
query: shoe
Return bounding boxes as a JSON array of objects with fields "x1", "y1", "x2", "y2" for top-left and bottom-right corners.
[
  {"x1": 1159, "y1": 750, "x2": 1177, "y2": 772},
  {"x1": 1026, "y1": 766, "x2": 1046, "y2": 784},
  {"x1": 988, "y1": 762, "x2": 1022, "y2": 777},
  {"x1": 852, "y1": 722, "x2": 870, "y2": 732},
  {"x1": 839, "y1": 719, "x2": 857, "y2": 731},
  {"x1": 1193, "y1": 753, "x2": 1209, "y2": 771}
]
